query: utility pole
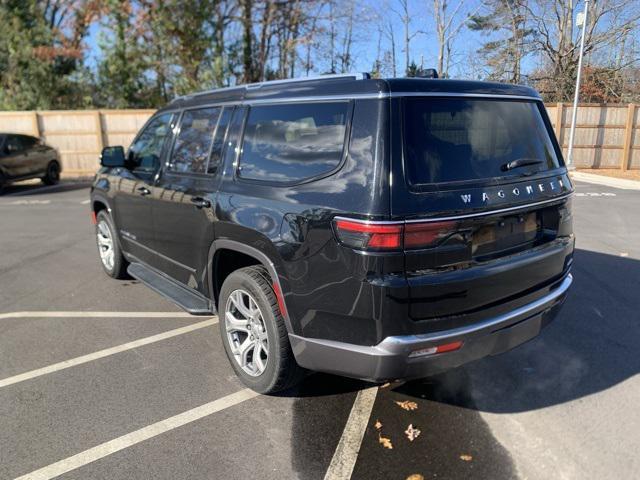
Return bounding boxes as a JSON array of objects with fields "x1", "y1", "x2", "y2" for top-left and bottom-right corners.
[{"x1": 566, "y1": 0, "x2": 590, "y2": 169}]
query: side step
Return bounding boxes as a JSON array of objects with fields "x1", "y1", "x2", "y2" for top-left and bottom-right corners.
[{"x1": 127, "y1": 262, "x2": 215, "y2": 316}]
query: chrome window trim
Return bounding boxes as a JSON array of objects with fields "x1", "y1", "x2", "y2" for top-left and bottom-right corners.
[{"x1": 334, "y1": 193, "x2": 573, "y2": 225}]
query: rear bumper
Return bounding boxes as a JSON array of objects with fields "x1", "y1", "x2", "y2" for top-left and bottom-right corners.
[{"x1": 290, "y1": 273, "x2": 572, "y2": 382}]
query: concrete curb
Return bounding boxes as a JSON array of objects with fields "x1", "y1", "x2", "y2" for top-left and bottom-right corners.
[{"x1": 570, "y1": 171, "x2": 640, "y2": 190}]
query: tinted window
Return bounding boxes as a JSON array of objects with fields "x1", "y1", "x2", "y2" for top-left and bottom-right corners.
[
  {"x1": 239, "y1": 102, "x2": 348, "y2": 183},
  {"x1": 5, "y1": 135, "x2": 24, "y2": 153},
  {"x1": 207, "y1": 107, "x2": 232, "y2": 174},
  {"x1": 169, "y1": 107, "x2": 220, "y2": 174},
  {"x1": 404, "y1": 98, "x2": 561, "y2": 185},
  {"x1": 129, "y1": 113, "x2": 173, "y2": 172},
  {"x1": 19, "y1": 135, "x2": 38, "y2": 148}
]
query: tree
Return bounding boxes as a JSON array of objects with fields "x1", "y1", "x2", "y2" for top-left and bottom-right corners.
[
  {"x1": 468, "y1": 0, "x2": 531, "y2": 83},
  {"x1": 96, "y1": 0, "x2": 151, "y2": 108},
  {"x1": 526, "y1": 0, "x2": 640, "y2": 101},
  {"x1": 431, "y1": 0, "x2": 477, "y2": 78}
]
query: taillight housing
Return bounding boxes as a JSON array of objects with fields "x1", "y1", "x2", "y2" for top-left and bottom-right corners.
[
  {"x1": 334, "y1": 219, "x2": 402, "y2": 250},
  {"x1": 333, "y1": 217, "x2": 457, "y2": 251}
]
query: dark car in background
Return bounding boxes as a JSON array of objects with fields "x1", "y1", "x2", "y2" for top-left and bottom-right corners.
[
  {"x1": 0, "y1": 133, "x2": 61, "y2": 193},
  {"x1": 90, "y1": 73, "x2": 574, "y2": 394}
]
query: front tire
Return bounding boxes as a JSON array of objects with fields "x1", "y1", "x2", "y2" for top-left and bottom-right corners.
[
  {"x1": 42, "y1": 161, "x2": 60, "y2": 185},
  {"x1": 219, "y1": 266, "x2": 304, "y2": 394},
  {"x1": 95, "y1": 210, "x2": 128, "y2": 279}
]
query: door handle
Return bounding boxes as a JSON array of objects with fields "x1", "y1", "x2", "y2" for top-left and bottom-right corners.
[
  {"x1": 137, "y1": 186, "x2": 151, "y2": 196},
  {"x1": 190, "y1": 196, "x2": 211, "y2": 209}
]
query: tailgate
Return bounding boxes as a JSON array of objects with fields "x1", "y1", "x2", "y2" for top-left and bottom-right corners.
[{"x1": 393, "y1": 95, "x2": 574, "y2": 320}]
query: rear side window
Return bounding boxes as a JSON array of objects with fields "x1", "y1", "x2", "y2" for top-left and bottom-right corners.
[
  {"x1": 169, "y1": 107, "x2": 221, "y2": 174},
  {"x1": 404, "y1": 98, "x2": 562, "y2": 185},
  {"x1": 238, "y1": 102, "x2": 349, "y2": 183}
]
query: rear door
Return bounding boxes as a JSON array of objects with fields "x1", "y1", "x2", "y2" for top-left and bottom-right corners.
[
  {"x1": 150, "y1": 106, "x2": 233, "y2": 288},
  {"x1": 392, "y1": 96, "x2": 574, "y2": 320}
]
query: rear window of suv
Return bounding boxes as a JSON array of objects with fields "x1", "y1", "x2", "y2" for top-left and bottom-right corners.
[{"x1": 403, "y1": 98, "x2": 562, "y2": 185}]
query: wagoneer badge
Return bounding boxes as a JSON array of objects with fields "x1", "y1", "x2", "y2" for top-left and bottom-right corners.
[{"x1": 460, "y1": 179, "x2": 565, "y2": 204}]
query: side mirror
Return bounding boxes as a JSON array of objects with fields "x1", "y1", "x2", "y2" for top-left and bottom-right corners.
[{"x1": 100, "y1": 146, "x2": 126, "y2": 167}]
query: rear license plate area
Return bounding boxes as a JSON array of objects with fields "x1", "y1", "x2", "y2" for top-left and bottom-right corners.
[{"x1": 472, "y1": 212, "x2": 539, "y2": 257}]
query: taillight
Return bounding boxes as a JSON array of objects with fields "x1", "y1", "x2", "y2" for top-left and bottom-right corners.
[
  {"x1": 404, "y1": 221, "x2": 457, "y2": 249},
  {"x1": 334, "y1": 219, "x2": 402, "y2": 250},
  {"x1": 333, "y1": 218, "x2": 457, "y2": 251}
]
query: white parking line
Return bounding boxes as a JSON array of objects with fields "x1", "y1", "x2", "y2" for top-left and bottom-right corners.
[
  {"x1": 0, "y1": 318, "x2": 218, "y2": 389},
  {"x1": 14, "y1": 388, "x2": 259, "y2": 480},
  {"x1": 0, "y1": 311, "x2": 196, "y2": 320},
  {"x1": 80, "y1": 199, "x2": 90, "y2": 204},
  {"x1": 324, "y1": 386, "x2": 378, "y2": 480}
]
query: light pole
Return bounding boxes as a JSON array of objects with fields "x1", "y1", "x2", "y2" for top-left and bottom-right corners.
[{"x1": 566, "y1": 0, "x2": 590, "y2": 169}]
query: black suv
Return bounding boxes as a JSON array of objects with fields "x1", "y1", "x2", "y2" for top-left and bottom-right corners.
[{"x1": 90, "y1": 73, "x2": 574, "y2": 393}]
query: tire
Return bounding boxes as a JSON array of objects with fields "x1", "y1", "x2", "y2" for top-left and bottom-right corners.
[
  {"x1": 95, "y1": 210, "x2": 128, "y2": 279},
  {"x1": 0, "y1": 173, "x2": 5, "y2": 195},
  {"x1": 219, "y1": 265, "x2": 304, "y2": 394},
  {"x1": 42, "y1": 160, "x2": 60, "y2": 185}
]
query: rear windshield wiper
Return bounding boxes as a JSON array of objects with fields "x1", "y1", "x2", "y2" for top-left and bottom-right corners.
[{"x1": 501, "y1": 158, "x2": 545, "y2": 172}]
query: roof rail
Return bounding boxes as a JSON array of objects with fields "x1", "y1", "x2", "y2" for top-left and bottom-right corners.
[
  {"x1": 183, "y1": 72, "x2": 370, "y2": 100},
  {"x1": 245, "y1": 72, "x2": 370, "y2": 89}
]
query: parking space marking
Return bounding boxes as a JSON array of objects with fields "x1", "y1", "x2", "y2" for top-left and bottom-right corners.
[
  {"x1": 0, "y1": 318, "x2": 217, "y2": 389},
  {"x1": 14, "y1": 388, "x2": 259, "y2": 480},
  {"x1": 0, "y1": 311, "x2": 195, "y2": 320},
  {"x1": 324, "y1": 386, "x2": 378, "y2": 480}
]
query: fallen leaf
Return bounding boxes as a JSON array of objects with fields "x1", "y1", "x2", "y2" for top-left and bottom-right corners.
[
  {"x1": 395, "y1": 400, "x2": 418, "y2": 411},
  {"x1": 404, "y1": 424, "x2": 421, "y2": 441},
  {"x1": 460, "y1": 454, "x2": 473, "y2": 462},
  {"x1": 380, "y1": 382, "x2": 392, "y2": 389},
  {"x1": 378, "y1": 433, "x2": 393, "y2": 449},
  {"x1": 406, "y1": 475, "x2": 425, "y2": 480},
  {"x1": 374, "y1": 419, "x2": 382, "y2": 430}
]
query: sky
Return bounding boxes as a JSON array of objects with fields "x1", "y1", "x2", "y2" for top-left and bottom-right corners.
[{"x1": 81, "y1": 0, "x2": 588, "y2": 81}]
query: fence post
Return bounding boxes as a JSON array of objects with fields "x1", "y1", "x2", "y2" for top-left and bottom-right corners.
[
  {"x1": 31, "y1": 111, "x2": 41, "y2": 138},
  {"x1": 621, "y1": 103, "x2": 636, "y2": 171},
  {"x1": 94, "y1": 110, "x2": 104, "y2": 153},
  {"x1": 554, "y1": 102, "x2": 564, "y2": 147}
]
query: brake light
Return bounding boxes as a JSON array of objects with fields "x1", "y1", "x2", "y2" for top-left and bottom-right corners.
[
  {"x1": 334, "y1": 219, "x2": 402, "y2": 250},
  {"x1": 333, "y1": 218, "x2": 457, "y2": 251},
  {"x1": 404, "y1": 221, "x2": 457, "y2": 249}
]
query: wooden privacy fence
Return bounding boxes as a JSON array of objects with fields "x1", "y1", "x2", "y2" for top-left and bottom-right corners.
[
  {"x1": 0, "y1": 109, "x2": 155, "y2": 176},
  {"x1": 545, "y1": 103, "x2": 639, "y2": 170},
  {"x1": 0, "y1": 104, "x2": 637, "y2": 177}
]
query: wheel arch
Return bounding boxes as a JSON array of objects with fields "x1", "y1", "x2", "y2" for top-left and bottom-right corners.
[{"x1": 208, "y1": 239, "x2": 293, "y2": 333}]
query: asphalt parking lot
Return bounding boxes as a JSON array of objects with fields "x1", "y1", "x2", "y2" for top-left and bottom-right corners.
[{"x1": 1, "y1": 179, "x2": 639, "y2": 480}]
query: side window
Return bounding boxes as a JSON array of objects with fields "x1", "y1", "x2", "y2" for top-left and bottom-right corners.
[
  {"x1": 128, "y1": 113, "x2": 173, "y2": 173},
  {"x1": 207, "y1": 107, "x2": 232, "y2": 174},
  {"x1": 238, "y1": 102, "x2": 349, "y2": 183},
  {"x1": 5, "y1": 135, "x2": 24, "y2": 154},
  {"x1": 19, "y1": 135, "x2": 38, "y2": 148},
  {"x1": 169, "y1": 107, "x2": 221, "y2": 174}
]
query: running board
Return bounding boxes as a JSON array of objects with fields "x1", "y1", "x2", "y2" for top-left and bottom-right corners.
[{"x1": 127, "y1": 262, "x2": 215, "y2": 316}]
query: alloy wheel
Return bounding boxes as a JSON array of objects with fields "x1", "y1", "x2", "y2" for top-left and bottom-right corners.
[
  {"x1": 96, "y1": 221, "x2": 115, "y2": 271},
  {"x1": 225, "y1": 289, "x2": 269, "y2": 377}
]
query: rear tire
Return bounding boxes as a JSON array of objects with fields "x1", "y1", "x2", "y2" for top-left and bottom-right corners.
[
  {"x1": 95, "y1": 210, "x2": 128, "y2": 279},
  {"x1": 42, "y1": 161, "x2": 60, "y2": 185},
  {"x1": 219, "y1": 265, "x2": 305, "y2": 394}
]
